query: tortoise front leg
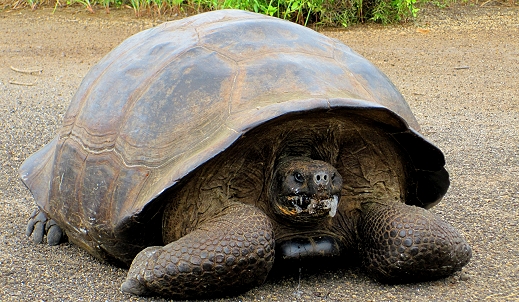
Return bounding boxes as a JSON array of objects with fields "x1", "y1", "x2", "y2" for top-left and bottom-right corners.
[
  {"x1": 121, "y1": 203, "x2": 274, "y2": 299},
  {"x1": 358, "y1": 201, "x2": 472, "y2": 283}
]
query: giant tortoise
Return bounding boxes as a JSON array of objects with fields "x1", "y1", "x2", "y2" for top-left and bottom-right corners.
[{"x1": 20, "y1": 9, "x2": 471, "y2": 299}]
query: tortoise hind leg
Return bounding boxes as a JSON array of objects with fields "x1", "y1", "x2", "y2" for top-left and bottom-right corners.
[
  {"x1": 358, "y1": 201, "x2": 472, "y2": 283},
  {"x1": 26, "y1": 208, "x2": 65, "y2": 245},
  {"x1": 121, "y1": 203, "x2": 274, "y2": 298}
]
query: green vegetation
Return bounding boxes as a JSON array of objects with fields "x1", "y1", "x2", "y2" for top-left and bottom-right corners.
[{"x1": 4, "y1": 0, "x2": 485, "y2": 26}]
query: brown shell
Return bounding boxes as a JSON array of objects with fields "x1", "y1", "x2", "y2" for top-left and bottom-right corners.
[{"x1": 19, "y1": 10, "x2": 448, "y2": 264}]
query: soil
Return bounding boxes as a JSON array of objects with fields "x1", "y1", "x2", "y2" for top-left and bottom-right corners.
[{"x1": 1, "y1": 5, "x2": 518, "y2": 301}]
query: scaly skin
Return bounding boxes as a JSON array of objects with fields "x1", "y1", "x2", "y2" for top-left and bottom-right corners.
[
  {"x1": 121, "y1": 203, "x2": 274, "y2": 298},
  {"x1": 358, "y1": 200, "x2": 472, "y2": 282}
]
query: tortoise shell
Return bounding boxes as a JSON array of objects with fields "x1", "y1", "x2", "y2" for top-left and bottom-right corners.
[{"x1": 20, "y1": 10, "x2": 448, "y2": 265}]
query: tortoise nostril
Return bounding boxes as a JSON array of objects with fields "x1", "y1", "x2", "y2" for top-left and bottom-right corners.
[{"x1": 314, "y1": 172, "x2": 329, "y2": 185}]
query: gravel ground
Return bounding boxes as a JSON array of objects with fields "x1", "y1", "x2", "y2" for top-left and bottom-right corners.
[{"x1": 1, "y1": 5, "x2": 518, "y2": 301}]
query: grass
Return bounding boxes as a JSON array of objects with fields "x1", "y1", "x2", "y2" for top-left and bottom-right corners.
[{"x1": 3, "y1": 0, "x2": 517, "y2": 26}]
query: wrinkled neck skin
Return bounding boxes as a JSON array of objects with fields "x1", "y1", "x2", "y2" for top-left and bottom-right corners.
[{"x1": 268, "y1": 156, "x2": 350, "y2": 260}]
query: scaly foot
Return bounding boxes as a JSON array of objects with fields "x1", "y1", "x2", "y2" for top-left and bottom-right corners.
[{"x1": 358, "y1": 201, "x2": 471, "y2": 282}]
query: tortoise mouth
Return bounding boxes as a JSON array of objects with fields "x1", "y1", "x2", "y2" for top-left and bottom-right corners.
[{"x1": 280, "y1": 194, "x2": 339, "y2": 218}]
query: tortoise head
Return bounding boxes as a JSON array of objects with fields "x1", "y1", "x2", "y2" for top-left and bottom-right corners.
[{"x1": 270, "y1": 157, "x2": 342, "y2": 223}]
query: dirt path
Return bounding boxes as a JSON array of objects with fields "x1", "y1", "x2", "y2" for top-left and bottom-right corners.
[{"x1": 1, "y1": 6, "x2": 518, "y2": 301}]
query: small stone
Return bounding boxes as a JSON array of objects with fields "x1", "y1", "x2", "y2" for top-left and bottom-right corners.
[{"x1": 459, "y1": 271, "x2": 470, "y2": 281}]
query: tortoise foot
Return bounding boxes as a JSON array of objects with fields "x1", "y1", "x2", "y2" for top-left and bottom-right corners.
[
  {"x1": 359, "y1": 201, "x2": 472, "y2": 283},
  {"x1": 26, "y1": 208, "x2": 65, "y2": 245},
  {"x1": 121, "y1": 203, "x2": 275, "y2": 299},
  {"x1": 121, "y1": 277, "x2": 148, "y2": 296},
  {"x1": 120, "y1": 246, "x2": 159, "y2": 296}
]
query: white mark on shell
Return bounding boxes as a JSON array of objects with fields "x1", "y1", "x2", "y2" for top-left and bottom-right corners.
[{"x1": 58, "y1": 173, "x2": 64, "y2": 192}]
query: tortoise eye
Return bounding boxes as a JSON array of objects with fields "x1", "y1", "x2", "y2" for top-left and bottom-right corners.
[{"x1": 293, "y1": 172, "x2": 304, "y2": 183}]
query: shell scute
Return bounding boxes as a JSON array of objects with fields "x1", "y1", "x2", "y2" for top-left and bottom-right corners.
[
  {"x1": 61, "y1": 26, "x2": 200, "y2": 154},
  {"x1": 117, "y1": 46, "x2": 236, "y2": 167}
]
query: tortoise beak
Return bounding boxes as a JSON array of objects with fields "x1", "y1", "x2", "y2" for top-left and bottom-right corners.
[{"x1": 284, "y1": 194, "x2": 339, "y2": 217}]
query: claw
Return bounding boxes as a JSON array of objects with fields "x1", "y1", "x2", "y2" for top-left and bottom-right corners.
[
  {"x1": 25, "y1": 209, "x2": 38, "y2": 237},
  {"x1": 26, "y1": 208, "x2": 64, "y2": 245},
  {"x1": 46, "y1": 220, "x2": 64, "y2": 246},
  {"x1": 31, "y1": 219, "x2": 45, "y2": 244}
]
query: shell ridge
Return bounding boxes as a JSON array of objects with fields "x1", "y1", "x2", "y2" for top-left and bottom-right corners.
[
  {"x1": 65, "y1": 133, "x2": 155, "y2": 169},
  {"x1": 199, "y1": 45, "x2": 239, "y2": 63},
  {"x1": 114, "y1": 147, "x2": 163, "y2": 168},
  {"x1": 67, "y1": 124, "x2": 117, "y2": 151}
]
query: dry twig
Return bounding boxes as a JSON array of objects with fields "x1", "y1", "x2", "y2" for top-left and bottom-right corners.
[
  {"x1": 10, "y1": 66, "x2": 43, "y2": 75},
  {"x1": 9, "y1": 80, "x2": 35, "y2": 86}
]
